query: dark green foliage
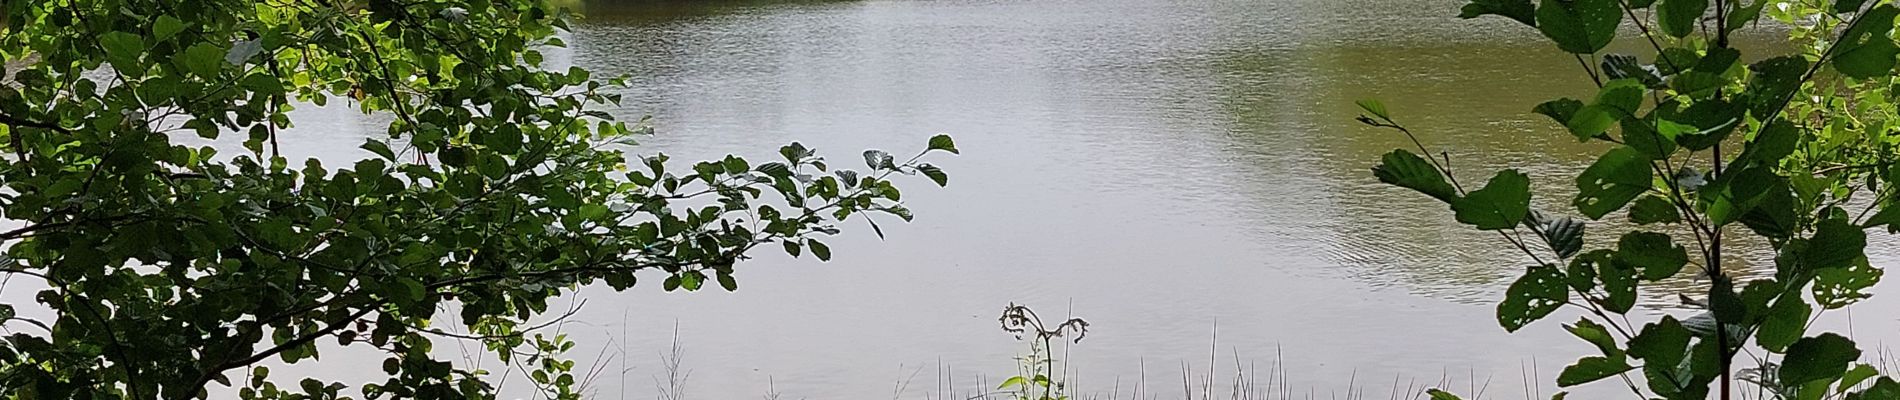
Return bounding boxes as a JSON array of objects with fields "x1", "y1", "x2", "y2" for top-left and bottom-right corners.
[
  {"x1": 1535, "y1": 0, "x2": 1621, "y2": 54},
  {"x1": 1374, "y1": 150, "x2": 1460, "y2": 204},
  {"x1": 1574, "y1": 147, "x2": 1652, "y2": 219},
  {"x1": 1656, "y1": 0, "x2": 1707, "y2": 38},
  {"x1": 1378, "y1": 1, "x2": 1900, "y2": 399},
  {"x1": 1527, "y1": 210, "x2": 1586, "y2": 259},
  {"x1": 1453, "y1": 170, "x2": 1532, "y2": 230},
  {"x1": 1781, "y1": 334, "x2": 1861, "y2": 387},
  {"x1": 1498, "y1": 265, "x2": 1567, "y2": 332},
  {"x1": 0, "y1": 0, "x2": 955, "y2": 398},
  {"x1": 1832, "y1": 5, "x2": 1900, "y2": 79}
]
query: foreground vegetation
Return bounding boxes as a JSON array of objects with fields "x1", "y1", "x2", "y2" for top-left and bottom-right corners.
[
  {"x1": 0, "y1": 0, "x2": 952, "y2": 398},
  {"x1": 1364, "y1": 0, "x2": 1900, "y2": 399}
]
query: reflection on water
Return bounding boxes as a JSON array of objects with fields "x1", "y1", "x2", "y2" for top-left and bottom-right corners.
[{"x1": 256, "y1": 0, "x2": 1896, "y2": 398}]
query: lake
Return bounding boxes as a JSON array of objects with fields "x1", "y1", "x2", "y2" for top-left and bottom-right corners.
[{"x1": 128, "y1": 0, "x2": 1900, "y2": 398}]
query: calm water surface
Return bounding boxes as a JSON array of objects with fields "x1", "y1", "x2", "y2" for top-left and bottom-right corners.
[{"x1": 202, "y1": 0, "x2": 1900, "y2": 397}]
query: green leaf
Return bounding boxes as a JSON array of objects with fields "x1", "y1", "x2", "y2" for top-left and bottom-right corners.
[
  {"x1": 1526, "y1": 210, "x2": 1585, "y2": 259},
  {"x1": 999, "y1": 376, "x2": 1028, "y2": 389},
  {"x1": 1866, "y1": 203, "x2": 1900, "y2": 233},
  {"x1": 1594, "y1": 251, "x2": 1639, "y2": 313},
  {"x1": 1459, "y1": 0, "x2": 1538, "y2": 27},
  {"x1": 1757, "y1": 296, "x2": 1811, "y2": 352},
  {"x1": 1805, "y1": 216, "x2": 1867, "y2": 271},
  {"x1": 154, "y1": 15, "x2": 187, "y2": 41},
  {"x1": 1656, "y1": 0, "x2": 1707, "y2": 37},
  {"x1": 808, "y1": 239, "x2": 832, "y2": 262},
  {"x1": 1452, "y1": 170, "x2": 1532, "y2": 230},
  {"x1": 1565, "y1": 250, "x2": 1604, "y2": 292},
  {"x1": 782, "y1": 240, "x2": 802, "y2": 258},
  {"x1": 1499, "y1": 265, "x2": 1567, "y2": 332},
  {"x1": 1846, "y1": 378, "x2": 1900, "y2": 400},
  {"x1": 1567, "y1": 80, "x2": 1646, "y2": 141},
  {"x1": 1670, "y1": 101, "x2": 1743, "y2": 151},
  {"x1": 1814, "y1": 258, "x2": 1881, "y2": 308},
  {"x1": 1534, "y1": 98, "x2": 1585, "y2": 128},
  {"x1": 100, "y1": 31, "x2": 145, "y2": 68},
  {"x1": 1615, "y1": 231, "x2": 1687, "y2": 280},
  {"x1": 1565, "y1": 318, "x2": 1623, "y2": 358},
  {"x1": 1780, "y1": 333, "x2": 1861, "y2": 386},
  {"x1": 1739, "y1": 120, "x2": 1799, "y2": 168},
  {"x1": 1557, "y1": 356, "x2": 1633, "y2": 386},
  {"x1": 1628, "y1": 196, "x2": 1682, "y2": 224},
  {"x1": 1725, "y1": 0, "x2": 1767, "y2": 32},
  {"x1": 717, "y1": 273, "x2": 738, "y2": 291},
  {"x1": 1536, "y1": 0, "x2": 1621, "y2": 54},
  {"x1": 183, "y1": 43, "x2": 226, "y2": 78},
  {"x1": 1738, "y1": 180, "x2": 1797, "y2": 239},
  {"x1": 1622, "y1": 118, "x2": 1677, "y2": 159},
  {"x1": 1574, "y1": 147, "x2": 1652, "y2": 219},
  {"x1": 1832, "y1": 5, "x2": 1900, "y2": 79},
  {"x1": 1373, "y1": 150, "x2": 1459, "y2": 204},
  {"x1": 1838, "y1": 364, "x2": 1879, "y2": 394},
  {"x1": 927, "y1": 134, "x2": 959, "y2": 154},
  {"x1": 1628, "y1": 316, "x2": 1691, "y2": 369},
  {"x1": 1743, "y1": 56, "x2": 1810, "y2": 120},
  {"x1": 1426, "y1": 388, "x2": 1464, "y2": 400},
  {"x1": 1356, "y1": 99, "x2": 1392, "y2": 121},
  {"x1": 362, "y1": 139, "x2": 397, "y2": 161},
  {"x1": 917, "y1": 164, "x2": 948, "y2": 187},
  {"x1": 1671, "y1": 48, "x2": 1740, "y2": 100}
]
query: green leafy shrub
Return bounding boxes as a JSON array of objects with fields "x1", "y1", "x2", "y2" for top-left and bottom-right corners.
[
  {"x1": 0, "y1": 0, "x2": 954, "y2": 398},
  {"x1": 1369, "y1": 0, "x2": 1900, "y2": 399}
]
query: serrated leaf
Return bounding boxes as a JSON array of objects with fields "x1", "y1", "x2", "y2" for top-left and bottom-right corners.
[{"x1": 1527, "y1": 210, "x2": 1585, "y2": 259}]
